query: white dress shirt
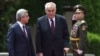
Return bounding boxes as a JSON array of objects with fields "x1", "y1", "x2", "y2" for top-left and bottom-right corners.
[
  {"x1": 17, "y1": 21, "x2": 28, "y2": 37},
  {"x1": 48, "y1": 17, "x2": 55, "y2": 27}
]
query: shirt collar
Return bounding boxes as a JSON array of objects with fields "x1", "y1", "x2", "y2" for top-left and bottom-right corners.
[
  {"x1": 48, "y1": 17, "x2": 55, "y2": 22},
  {"x1": 17, "y1": 21, "x2": 25, "y2": 29}
]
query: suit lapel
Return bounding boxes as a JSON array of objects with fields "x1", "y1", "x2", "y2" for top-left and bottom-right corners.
[
  {"x1": 16, "y1": 23, "x2": 28, "y2": 40},
  {"x1": 45, "y1": 16, "x2": 52, "y2": 33},
  {"x1": 55, "y1": 15, "x2": 59, "y2": 35},
  {"x1": 25, "y1": 26, "x2": 30, "y2": 38},
  {"x1": 45, "y1": 15, "x2": 59, "y2": 36}
]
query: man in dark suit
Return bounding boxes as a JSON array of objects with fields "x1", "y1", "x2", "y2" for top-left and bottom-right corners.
[
  {"x1": 36, "y1": 2, "x2": 69, "y2": 56},
  {"x1": 7, "y1": 9, "x2": 35, "y2": 56}
]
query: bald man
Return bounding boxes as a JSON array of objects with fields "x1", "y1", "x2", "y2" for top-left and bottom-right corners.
[{"x1": 35, "y1": 2, "x2": 69, "y2": 56}]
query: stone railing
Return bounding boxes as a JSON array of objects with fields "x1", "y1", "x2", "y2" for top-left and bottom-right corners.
[
  {"x1": 0, "y1": 52, "x2": 8, "y2": 56},
  {"x1": 0, "y1": 52, "x2": 95, "y2": 56}
]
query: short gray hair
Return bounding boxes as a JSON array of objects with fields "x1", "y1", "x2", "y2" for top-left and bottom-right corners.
[
  {"x1": 16, "y1": 8, "x2": 28, "y2": 21},
  {"x1": 45, "y1": 2, "x2": 56, "y2": 9}
]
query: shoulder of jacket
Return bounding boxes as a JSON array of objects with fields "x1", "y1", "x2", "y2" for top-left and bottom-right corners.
[
  {"x1": 37, "y1": 15, "x2": 46, "y2": 20},
  {"x1": 56, "y1": 14, "x2": 66, "y2": 20}
]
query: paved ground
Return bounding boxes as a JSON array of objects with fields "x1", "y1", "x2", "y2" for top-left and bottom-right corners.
[
  {"x1": 0, "y1": 52, "x2": 95, "y2": 56},
  {"x1": 66, "y1": 53, "x2": 95, "y2": 56}
]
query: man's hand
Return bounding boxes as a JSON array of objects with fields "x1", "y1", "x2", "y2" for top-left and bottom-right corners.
[
  {"x1": 64, "y1": 48, "x2": 69, "y2": 54},
  {"x1": 37, "y1": 53, "x2": 43, "y2": 56}
]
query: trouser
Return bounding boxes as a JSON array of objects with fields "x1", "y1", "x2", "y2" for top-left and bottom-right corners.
[{"x1": 51, "y1": 50, "x2": 56, "y2": 56}]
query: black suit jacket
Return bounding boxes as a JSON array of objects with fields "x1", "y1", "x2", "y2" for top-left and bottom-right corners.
[
  {"x1": 7, "y1": 22, "x2": 35, "y2": 56},
  {"x1": 36, "y1": 14, "x2": 69, "y2": 56}
]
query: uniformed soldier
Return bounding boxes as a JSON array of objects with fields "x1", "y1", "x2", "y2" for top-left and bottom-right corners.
[{"x1": 70, "y1": 4, "x2": 87, "y2": 56}]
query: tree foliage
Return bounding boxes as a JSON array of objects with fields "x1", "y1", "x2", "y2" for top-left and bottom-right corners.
[
  {"x1": 87, "y1": 32, "x2": 100, "y2": 56},
  {"x1": 79, "y1": 0, "x2": 100, "y2": 34}
]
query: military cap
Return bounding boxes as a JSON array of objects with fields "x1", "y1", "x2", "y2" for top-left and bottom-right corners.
[{"x1": 73, "y1": 4, "x2": 87, "y2": 14}]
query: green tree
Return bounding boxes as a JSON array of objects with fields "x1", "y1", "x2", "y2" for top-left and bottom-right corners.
[
  {"x1": 79, "y1": 0, "x2": 100, "y2": 56},
  {"x1": 80, "y1": 0, "x2": 100, "y2": 34}
]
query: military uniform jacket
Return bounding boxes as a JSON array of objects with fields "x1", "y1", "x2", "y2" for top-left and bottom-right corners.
[{"x1": 70, "y1": 20, "x2": 87, "y2": 50}]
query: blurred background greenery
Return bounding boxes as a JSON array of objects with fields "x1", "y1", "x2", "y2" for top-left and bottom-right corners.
[{"x1": 0, "y1": 0, "x2": 100, "y2": 56}]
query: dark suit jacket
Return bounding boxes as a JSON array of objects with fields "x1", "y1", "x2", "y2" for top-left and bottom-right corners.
[
  {"x1": 36, "y1": 14, "x2": 69, "y2": 56},
  {"x1": 70, "y1": 20, "x2": 87, "y2": 54},
  {"x1": 7, "y1": 22, "x2": 35, "y2": 56}
]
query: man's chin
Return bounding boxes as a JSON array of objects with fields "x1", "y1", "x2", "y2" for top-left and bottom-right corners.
[
  {"x1": 25, "y1": 22, "x2": 28, "y2": 24},
  {"x1": 48, "y1": 16, "x2": 55, "y2": 19}
]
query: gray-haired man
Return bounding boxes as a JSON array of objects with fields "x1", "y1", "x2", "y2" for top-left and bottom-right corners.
[
  {"x1": 7, "y1": 9, "x2": 35, "y2": 56},
  {"x1": 36, "y1": 2, "x2": 69, "y2": 56}
]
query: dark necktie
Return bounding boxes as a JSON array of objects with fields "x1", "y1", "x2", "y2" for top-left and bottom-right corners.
[
  {"x1": 23, "y1": 26, "x2": 27, "y2": 38},
  {"x1": 50, "y1": 19, "x2": 55, "y2": 34}
]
